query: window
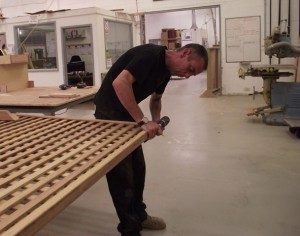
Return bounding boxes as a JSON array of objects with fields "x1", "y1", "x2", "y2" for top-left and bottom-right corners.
[
  {"x1": 15, "y1": 22, "x2": 58, "y2": 70},
  {"x1": 104, "y1": 20, "x2": 133, "y2": 68}
]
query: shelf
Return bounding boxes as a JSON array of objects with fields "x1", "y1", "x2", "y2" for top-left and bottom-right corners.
[
  {"x1": 66, "y1": 43, "x2": 91, "y2": 47},
  {"x1": 66, "y1": 36, "x2": 86, "y2": 40}
]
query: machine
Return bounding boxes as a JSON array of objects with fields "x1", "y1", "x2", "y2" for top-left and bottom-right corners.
[
  {"x1": 239, "y1": 54, "x2": 300, "y2": 125},
  {"x1": 238, "y1": 2, "x2": 300, "y2": 126},
  {"x1": 239, "y1": 64, "x2": 300, "y2": 125}
]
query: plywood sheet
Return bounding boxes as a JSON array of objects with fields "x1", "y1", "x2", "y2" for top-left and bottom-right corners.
[{"x1": 0, "y1": 87, "x2": 98, "y2": 107}]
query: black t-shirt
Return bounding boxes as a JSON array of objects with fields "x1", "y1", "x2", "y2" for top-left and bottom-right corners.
[{"x1": 94, "y1": 44, "x2": 171, "y2": 121}]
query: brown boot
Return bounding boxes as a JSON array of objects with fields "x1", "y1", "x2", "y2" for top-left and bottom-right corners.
[{"x1": 141, "y1": 215, "x2": 166, "y2": 230}]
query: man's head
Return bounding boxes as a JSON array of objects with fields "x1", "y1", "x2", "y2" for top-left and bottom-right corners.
[{"x1": 166, "y1": 43, "x2": 208, "y2": 78}]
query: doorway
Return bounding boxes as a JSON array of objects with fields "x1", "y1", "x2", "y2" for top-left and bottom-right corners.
[
  {"x1": 144, "y1": 6, "x2": 221, "y2": 96},
  {"x1": 62, "y1": 25, "x2": 94, "y2": 86}
]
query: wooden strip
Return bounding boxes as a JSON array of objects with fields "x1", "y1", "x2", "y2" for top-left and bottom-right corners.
[
  {"x1": 0, "y1": 116, "x2": 63, "y2": 141},
  {"x1": 19, "y1": 113, "x2": 137, "y2": 126},
  {"x1": 0, "y1": 121, "x2": 92, "y2": 175},
  {"x1": 0, "y1": 117, "x2": 49, "y2": 142},
  {"x1": 0, "y1": 116, "x2": 38, "y2": 132},
  {"x1": 0, "y1": 123, "x2": 124, "y2": 203},
  {"x1": 0, "y1": 118, "x2": 72, "y2": 147},
  {"x1": 0, "y1": 125, "x2": 146, "y2": 233},
  {"x1": 24, "y1": 132, "x2": 146, "y2": 236},
  {"x1": 0, "y1": 119, "x2": 71, "y2": 141},
  {"x1": 0, "y1": 122, "x2": 112, "y2": 184},
  {"x1": 0, "y1": 121, "x2": 112, "y2": 180},
  {"x1": 0, "y1": 119, "x2": 77, "y2": 154},
  {"x1": 285, "y1": 118, "x2": 300, "y2": 127},
  {"x1": 0, "y1": 114, "x2": 145, "y2": 235},
  {"x1": 0, "y1": 124, "x2": 132, "y2": 232},
  {"x1": 39, "y1": 93, "x2": 80, "y2": 98}
]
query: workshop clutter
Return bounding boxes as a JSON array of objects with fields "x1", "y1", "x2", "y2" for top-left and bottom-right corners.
[{"x1": 160, "y1": 28, "x2": 181, "y2": 50}]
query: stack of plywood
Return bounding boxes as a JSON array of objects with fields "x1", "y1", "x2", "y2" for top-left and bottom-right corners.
[{"x1": 0, "y1": 54, "x2": 29, "y2": 93}]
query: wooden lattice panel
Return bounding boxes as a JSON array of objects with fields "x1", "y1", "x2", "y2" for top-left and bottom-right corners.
[{"x1": 0, "y1": 114, "x2": 147, "y2": 236}]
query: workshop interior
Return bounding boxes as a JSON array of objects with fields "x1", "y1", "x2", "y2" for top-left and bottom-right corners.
[{"x1": 0, "y1": 0, "x2": 300, "y2": 236}]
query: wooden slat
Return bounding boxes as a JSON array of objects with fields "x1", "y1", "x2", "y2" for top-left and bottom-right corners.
[
  {"x1": 0, "y1": 121, "x2": 106, "y2": 181},
  {"x1": 0, "y1": 110, "x2": 19, "y2": 121},
  {"x1": 0, "y1": 119, "x2": 75, "y2": 151},
  {"x1": 0, "y1": 123, "x2": 124, "y2": 200},
  {"x1": 0, "y1": 114, "x2": 147, "y2": 236},
  {"x1": 0, "y1": 116, "x2": 37, "y2": 131}
]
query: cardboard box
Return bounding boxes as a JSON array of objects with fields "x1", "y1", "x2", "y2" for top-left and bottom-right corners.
[
  {"x1": 0, "y1": 54, "x2": 28, "y2": 65},
  {"x1": 0, "y1": 54, "x2": 29, "y2": 92},
  {"x1": 0, "y1": 56, "x2": 12, "y2": 65}
]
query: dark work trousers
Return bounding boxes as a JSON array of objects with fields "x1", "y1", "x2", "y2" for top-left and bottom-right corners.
[{"x1": 95, "y1": 112, "x2": 148, "y2": 236}]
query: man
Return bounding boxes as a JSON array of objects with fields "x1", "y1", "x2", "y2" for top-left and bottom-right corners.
[{"x1": 94, "y1": 43, "x2": 208, "y2": 236}]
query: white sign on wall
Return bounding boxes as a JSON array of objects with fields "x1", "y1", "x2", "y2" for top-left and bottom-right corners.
[{"x1": 225, "y1": 16, "x2": 261, "y2": 62}]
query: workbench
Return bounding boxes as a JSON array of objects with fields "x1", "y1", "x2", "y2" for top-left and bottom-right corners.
[
  {"x1": 0, "y1": 86, "x2": 98, "y2": 115},
  {"x1": 0, "y1": 113, "x2": 147, "y2": 236}
]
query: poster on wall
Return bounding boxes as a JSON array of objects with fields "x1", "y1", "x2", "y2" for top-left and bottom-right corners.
[{"x1": 225, "y1": 16, "x2": 261, "y2": 62}]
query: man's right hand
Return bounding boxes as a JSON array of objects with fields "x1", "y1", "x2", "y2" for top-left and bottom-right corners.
[{"x1": 141, "y1": 121, "x2": 163, "y2": 140}]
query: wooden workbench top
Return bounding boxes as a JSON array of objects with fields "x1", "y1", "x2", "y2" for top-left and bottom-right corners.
[{"x1": 0, "y1": 86, "x2": 99, "y2": 107}]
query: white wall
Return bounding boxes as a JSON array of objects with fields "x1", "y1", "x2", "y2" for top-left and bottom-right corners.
[{"x1": 1, "y1": 0, "x2": 299, "y2": 94}]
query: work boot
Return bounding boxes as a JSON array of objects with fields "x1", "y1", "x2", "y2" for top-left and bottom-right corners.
[{"x1": 141, "y1": 215, "x2": 166, "y2": 230}]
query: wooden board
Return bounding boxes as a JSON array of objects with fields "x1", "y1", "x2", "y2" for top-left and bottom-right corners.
[
  {"x1": 285, "y1": 118, "x2": 300, "y2": 128},
  {"x1": 0, "y1": 114, "x2": 147, "y2": 236},
  {"x1": 39, "y1": 93, "x2": 80, "y2": 98},
  {"x1": 200, "y1": 46, "x2": 221, "y2": 98},
  {"x1": 0, "y1": 87, "x2": 98, "y2": 107}
]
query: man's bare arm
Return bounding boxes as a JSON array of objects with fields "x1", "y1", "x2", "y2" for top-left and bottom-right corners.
[
  {"x1": 112, "y1": 70, "x2": 144, "y2": 122},
  {"x1": 149, "y1": 93, "x2": 162, "y2": 122}
]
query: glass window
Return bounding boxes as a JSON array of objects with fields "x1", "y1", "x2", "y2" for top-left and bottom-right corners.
[
  {"x1": 15, "y1": 22, "x2": 58, "y2": 70},
  {"x1": 104, "y1": 20, "x2": 133, "y2": 68}
]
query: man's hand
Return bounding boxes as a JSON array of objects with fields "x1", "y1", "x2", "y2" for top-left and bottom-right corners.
[{"x1": 141, "y1": 121, "x2": 164, "y2": 140}]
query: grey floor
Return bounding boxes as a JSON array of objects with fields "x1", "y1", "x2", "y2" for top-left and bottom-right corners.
[{"x1": 37, "y1": 74, "x2": 300, "y2": 236}]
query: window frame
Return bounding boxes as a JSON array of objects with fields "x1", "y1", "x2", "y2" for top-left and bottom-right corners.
[{"x1": 14, "y1": 22, "x2": 59, "y2": 71}]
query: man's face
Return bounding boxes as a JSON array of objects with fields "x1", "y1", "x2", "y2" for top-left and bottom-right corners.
[{"x1": 170, "y1": 48, "x2": 205, "y2": 78}]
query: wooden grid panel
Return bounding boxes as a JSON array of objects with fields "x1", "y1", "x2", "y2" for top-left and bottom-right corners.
[{"x1": 0, "y1": 114, "x2": 147, "y2": 236}]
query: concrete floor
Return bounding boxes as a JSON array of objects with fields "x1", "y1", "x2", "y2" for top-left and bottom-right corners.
[{"x1": 37, "y1": 74, "x2": 300, "y2": 236}]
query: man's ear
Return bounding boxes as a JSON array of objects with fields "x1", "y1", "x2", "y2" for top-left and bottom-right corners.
[{"x1": 180, "y1": 48, "x2": 190, "y2": 58}]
